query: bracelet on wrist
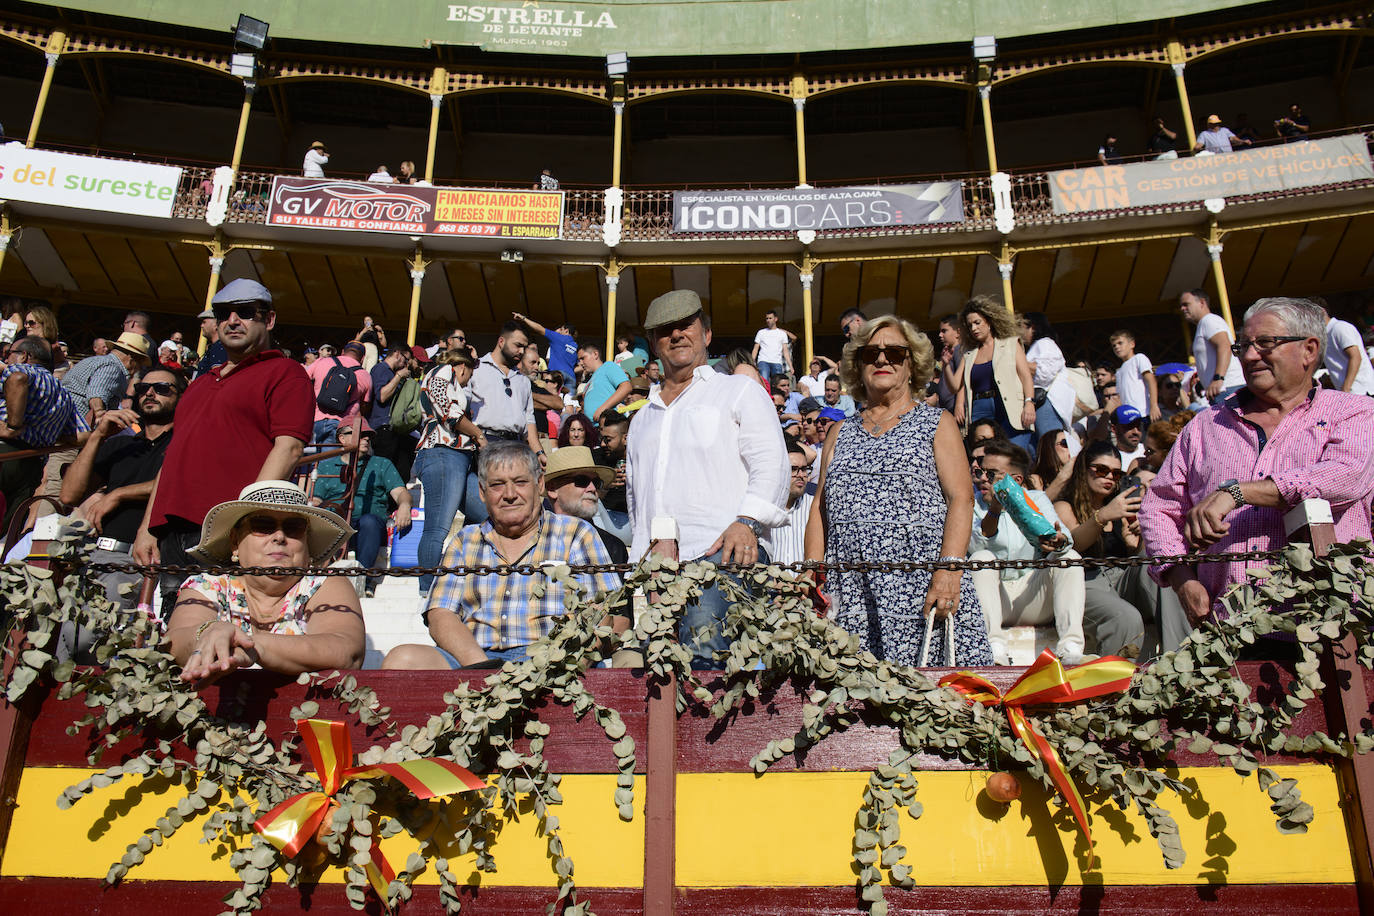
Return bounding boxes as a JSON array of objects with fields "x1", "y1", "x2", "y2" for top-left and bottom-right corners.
[
  {"x1": 193, "y1": 620, "x2": 216, "y2": 644},
  {"x1": 1092, "y1": 509, "x2": 1103, "y2": 527}
]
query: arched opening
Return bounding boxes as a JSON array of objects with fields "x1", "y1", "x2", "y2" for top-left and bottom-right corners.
[
  {"x1": 806, "y1": 81, "x2": 972, "y2": 182},
  {"x1": 453, "y1": 89, "x2": 612, "y2": 186},
  {"x1": 625, "y1": 90, "x2": 794, "y2": 186}
]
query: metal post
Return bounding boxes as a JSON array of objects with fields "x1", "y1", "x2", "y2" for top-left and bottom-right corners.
[
  {"x1": 1167, "y1": 41, "x2": 1198, "y2": 152},
  {"x1": 611, "y1": 81, "x2": 626, "y2": 188},
  {"x1": 25, "y1": 31, "x2": 65, "y2": 148},
  {"x1": 0, "y1": 209, "x2": 11, "y2": 278},
  {"x1": 424, "y1": 69, "x2": 446, "y2": 183},
  {"x1": 229, "y1": 81, "x2": 256, "y2": 177},
  {"x1": 605, "y1": 262, "x2": 620, "y2": 362},
  {"x1": 998, "y1": 244, "x2": 1014, "y2": 311},
  {"x1": 1205, "y1": 225, "x2": 1235, "y2": 333},
  {"x1": 407, "y1": 246, "x2": 427, "y2": 347},
  {"x1": 792, "y1": 75, "x2": 809, "y2": 186},
  {"x1": 800, "y1": 264, "x2": 815, "y2": 368},
  {"x1": 201, "y1": 239, "x2": 225, "y2": 356},
  {"x1": 978, "y1": 85, "x2": 998, "y2": 174}
]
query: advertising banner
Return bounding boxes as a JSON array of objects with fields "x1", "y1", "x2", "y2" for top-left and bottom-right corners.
[
  {"x1": 266, "y1": 178, "x2": 564, "y2": 239},
  {"x1": 672, "y1": 183, "x2": 964, "y2": 233},
  {"x1": 0, "y1": 146, "x2": 182, "y2": 218},
  {"x1": 1048, "y1": 134, "x2": 1374, "y2": 214}
]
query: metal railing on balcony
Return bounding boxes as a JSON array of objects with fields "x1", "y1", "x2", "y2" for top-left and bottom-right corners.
[{"x1": 66, "y1": 124, "x2": 1374, "y2": 245}]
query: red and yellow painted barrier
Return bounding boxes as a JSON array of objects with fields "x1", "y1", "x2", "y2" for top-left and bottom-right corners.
[{"x1": 0, "y1": 667, "x2": 1364, "y2": 913}]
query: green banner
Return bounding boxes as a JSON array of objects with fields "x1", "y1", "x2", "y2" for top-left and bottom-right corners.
[{"x1": 50, "y1": 0, "x2": 1259, "y2": 58}]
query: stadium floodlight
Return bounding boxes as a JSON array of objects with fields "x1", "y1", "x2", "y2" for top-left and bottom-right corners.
[
  {"x1": 230, "y1": 53, "x2": 256, "y2": 78},
  {"x1": 605, "y1": 51, "x2": 629, "y2": 79},
  {"x1": 233, "y1": 14, "x2": 270, "y2": 51},
  {"x1": 501, "y1": 249, "x2": 524, "y2": 263},
  {"x1": 972, "y1": 35, "x2": 997, "y2": 62}
]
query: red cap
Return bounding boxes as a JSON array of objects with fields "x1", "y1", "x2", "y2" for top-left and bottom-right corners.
[{"x1": 410, "y1": 345, "x2": 431, "y2": 363}]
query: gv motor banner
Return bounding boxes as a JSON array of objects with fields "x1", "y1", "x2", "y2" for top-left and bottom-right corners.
[
  {"x1": 0, "y1": 146, "x2": 182, "y2": 218},
  {"x1": 1049, "y1": 133, "x2": 1374, "y2": 214},
  {"x1": 672, "y1": 183, "x2": 964, "y2": 233},
  {"x1": 266, "y1": 178, "x2": 564, "y2": 239}
]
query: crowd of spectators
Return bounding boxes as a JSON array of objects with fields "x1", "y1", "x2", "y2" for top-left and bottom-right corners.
[
  {"x1": 1098, "y1": 102, "x2": 1313, "y2": 164},
  {"x1": 2, "y1": 273, "x2": 1372, "y2": 678}
]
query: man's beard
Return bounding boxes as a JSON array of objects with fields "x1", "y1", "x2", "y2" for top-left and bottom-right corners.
[
  {"x1": 556, "y1": 492, "x2": 597, "y2": 521},
  {"x1": 138, "y1": 403, "x2": 176, "y2": 425}
]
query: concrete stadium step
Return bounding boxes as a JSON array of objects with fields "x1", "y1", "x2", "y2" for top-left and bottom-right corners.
[
  {"x1": 1005, "y1": 625, "x2": 1059, "y2": 665},
  {"x1": 360, "y1": 574, "x2": 429, "y2": 669}
]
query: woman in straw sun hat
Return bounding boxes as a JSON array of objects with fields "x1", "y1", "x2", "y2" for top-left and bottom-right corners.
[{"x1": 166, "y1": 480, "x2": 363, "y2": 685}]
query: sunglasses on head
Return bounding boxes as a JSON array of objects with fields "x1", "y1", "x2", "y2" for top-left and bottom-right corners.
[
  {"x1": 1088, "y1": 464, "x2": 1124, "y2": 481},
  {"x1": 859, "y1": 345, "x2": 909, "y2": 365},
  {"x1": 212, "y1": 302, "x2": 267, "y2": 323},
  {"x1": 133, "y1": 381, "x2": 176, "y2": 397},
  {"x1": 243, "y1": 514, "x2": 309, "y2": 539}
]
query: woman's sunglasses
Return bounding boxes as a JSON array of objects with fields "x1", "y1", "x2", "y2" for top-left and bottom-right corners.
[
  {"x1": 1088, "y1": 464, "x2": 1124, "y2": 481},
  {"x1": 859, "y1": 345, "x2": 910, "y2": 365},
  {"x1": 244, "y1": 514, "x2": 309, "y2": 539}
]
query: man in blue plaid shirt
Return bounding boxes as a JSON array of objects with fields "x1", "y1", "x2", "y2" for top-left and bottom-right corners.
[
  {"x1": 0, "y1": 336, "x2": 88, "y2": 530},
  {"x1": 383, "y1": 441, "x2": 620, "y2": 669}
]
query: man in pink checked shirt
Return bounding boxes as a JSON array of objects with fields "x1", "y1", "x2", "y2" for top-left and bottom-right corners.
[{"x1": 1141, "y1": 297, "x2": 1374, "y2": 625}]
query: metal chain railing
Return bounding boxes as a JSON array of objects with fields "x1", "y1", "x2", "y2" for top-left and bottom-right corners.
[{"x1": 81, "y1": 547, "x2": 1288, "y2": 582}]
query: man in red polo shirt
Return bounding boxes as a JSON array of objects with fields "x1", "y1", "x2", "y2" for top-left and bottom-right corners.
[{"x1": 132, "y1": 278, "x2": 313, "y2": 605}]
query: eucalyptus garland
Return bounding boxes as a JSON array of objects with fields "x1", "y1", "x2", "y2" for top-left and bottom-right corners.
[{"x1": 3, "y1": 525, "x2": 1372, "y2": 916}]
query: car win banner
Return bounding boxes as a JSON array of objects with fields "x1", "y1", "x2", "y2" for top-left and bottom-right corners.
[
  {"x1": 671, "y1": 183, "x2": 964, "y2": 233},
  {"x1": 1048, "y1": 133, "x2": 1374, "y2": 213},
  {"x1": 0, "y1": 146, "x2": 182, "y2": 218},
  {"x1": 266, "y1": 178, "x2": 564, "y2": 239}
]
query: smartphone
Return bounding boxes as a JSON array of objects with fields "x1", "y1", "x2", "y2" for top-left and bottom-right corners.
[{"x1": 1118, "y1": 474, "x2": 1143, "y2": 497}]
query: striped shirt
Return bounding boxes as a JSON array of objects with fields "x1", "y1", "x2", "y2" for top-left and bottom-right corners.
[
  {"x1": 425, "y1": 511, "x2": 619, "y2": 652},
  {"x1": 1141, "y1": 387, "x2": 1374, "y2": 610},
  {"x1": 761, "y1": 491, "x2": 813, "y2": 566},
  {"x1": 0, "y1": 364, "x2": 88, "y2": 446},
  {"x1": 61, "y1": 353, "x2": 129, "y2": 413}
]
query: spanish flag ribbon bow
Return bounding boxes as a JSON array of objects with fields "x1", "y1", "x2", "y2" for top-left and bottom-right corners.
[
  {"x1": 254, "y1": 719, "x2": 485, "y2": 897},
  {"x1": 939, "y1": 649, "x2": 1136, "y2": 850}
]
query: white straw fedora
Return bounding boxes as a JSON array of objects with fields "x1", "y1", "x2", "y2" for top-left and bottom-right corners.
[{"x1": 190, "y1": 480, "x2": 353, "y2": 566}]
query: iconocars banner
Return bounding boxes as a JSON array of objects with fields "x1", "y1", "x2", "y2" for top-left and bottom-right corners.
[{"x1": 671, "y1": 183, "x2": 964, "y2": 233}]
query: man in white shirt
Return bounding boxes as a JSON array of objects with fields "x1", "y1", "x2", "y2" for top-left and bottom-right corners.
[
  {"x1": 367, "y1": 165, "x2": 395, "y2": 183},
  {"x1": 627, "y1": 289, "x2": 788, "y2": 669},
  {"x1": 761, "y1": 442, "x2": 813, "y2": 565},
  {"x1": 968, "y1": 440, "x2": 1086, "y2": 664},
  {"x1": 468, "y1": 320, "x2": 542, "y2": 523},
  {"x1": 1323, "y1": 310, "x2": 1374, "y2": 395},
  {"x1": 1179, "y1": 288, "x2": 1244, "y2": 402},
  {"x1": 1110, "y1": 330, "x2": 1157, "y2": 420},
  {"x1": 798, "y1": 356, "x2": 835, "y2": 398},
  {"x1": 751, "y1": 310, "x2": 793, "y2": 385},
  {"x1": 302, "y1": 141, "x2": 329, "y2": 178},
  {"x1": 1193, "y1": 114, "x2": 1249, "y2": 154}
]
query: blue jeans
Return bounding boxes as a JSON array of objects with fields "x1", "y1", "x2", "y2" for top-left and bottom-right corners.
[
  {"x1": 313, "y1": 417, "x2": 340, "y2": 447},
  {"x1": 352, "y1": 513, "x2": 385, "y2": 568},
  {"x1": 758, "y1": 361, "x2": 786, "y2": 384},
  {"x1": 678, "y1": 545, "x2": 769, "y2": 670},
  {"x1": 414, "y1": 446, "x2": 470, "y2": 594},
  {"x1": 970, "y1": 394, "x2": 1033, "y2": 454},
  {"x1": 463, "y1": 469, "x2": 489, "y2": 526},
  {"x1": 1033, "y1": 397, "x2": 1064, "y2": 457},
  {"x1": 436, "y1": 645, "x2": 528, "y2": 668}
]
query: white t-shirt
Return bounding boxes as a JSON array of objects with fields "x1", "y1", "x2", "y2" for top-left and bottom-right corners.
[
  {"x1": 754, "y1": 327, "x2": 790, "y2": 365},
  {"x1": 1119, "y1": 443, "x2": 1146, "y2": 471},
  {"x1": 1325, "y1": 318, "x2": 1374, "y2": 396},
  {"x1": 1192, "y1": 312, "x2": 1244, "y2": 391},
  {"x1": 1026, "y1": 339, "x2": 1065, "y2": 388},
  {"x1": 1115, "y1": 353, "x2": 1153, "y2": 413},
  {"x1": 799, "y1": 370, "x2": 829, "y2": 398}
]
